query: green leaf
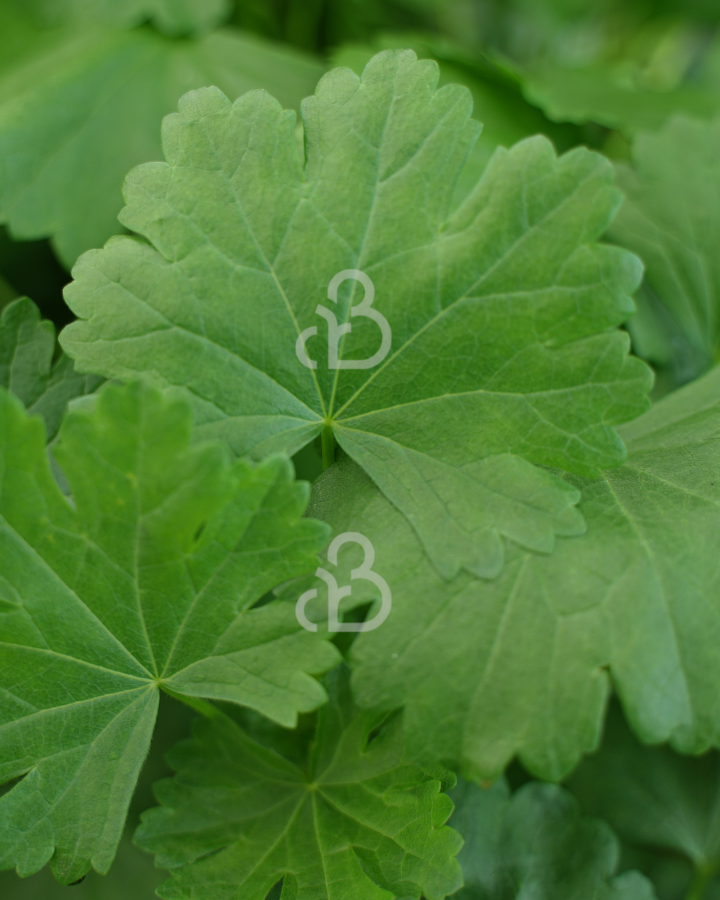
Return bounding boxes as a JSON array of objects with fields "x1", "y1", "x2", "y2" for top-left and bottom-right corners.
[
  {"x1": 449, "y1": 777, "x2": 657, "y2": 899},
  {"x1": 568, "y1": 703, "x2": 720, "y2": 896},
  {"x1": 26, "y1": 0, "x2": 231, "y2": 36},
  {"x1": 135, "y1": 668, "x2": 463, "y2": 900},
  {"x1": 0, "y1": 3, "x2": 325, "y2": 266},
  {"x1": 0, "y1": 835, "x2": 165, "y2": 899},
  {"x1": 609, "y1": 115, "x2": 720, "y2": 381},
  {"x1": 331, "y1": 33, "x2": 581, "y2": 204},
  {"x1": 61, "y1": 50, "x2": 651, "y2": 580},
  {"x1": 305, "y1": 362, "x2": 720, "y2": 781},
  {"x1": 0, "y1": 380, "x2": 338, "y2": 883},
  {"x1": 521, "y1": 62, "x2": 720, "y2": 136},
  {"x1": 0, "y1": 297, "x2": 102, "y2": 442}
]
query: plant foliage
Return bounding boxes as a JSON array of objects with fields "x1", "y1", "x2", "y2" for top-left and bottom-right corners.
[
  {"x1": 136, "y1": 669, "x2": 463, "y2": 900},
  {"x1": 3, "y1": 2, "x2": 720, "y2": 898},
  {"x1": 0, "y1": 2, "x2": 324, "y2": 266},
  {"x1": 0, "y1": 380, "x2": 338, "y2": 883},
  {"x1": 61, "y1": 50, "x2": 652, "y2": 581}
]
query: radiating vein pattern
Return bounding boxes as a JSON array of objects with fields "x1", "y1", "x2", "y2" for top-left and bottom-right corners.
[
  {"x1": 0, "y1": 381, "x2": 337, "y2": 883},
  {"x1": 62, "y1": 50, "x2": 652, "y2": 579}
]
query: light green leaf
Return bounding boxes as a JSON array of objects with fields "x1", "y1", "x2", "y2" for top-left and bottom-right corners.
[
  {"x1": 26, "y1": 0, "x2": 231, "y2": 36},
  {"x1": 449, "y1": 777, "x2": 657, "y2": 899},
  {"x1": 0, "y1": 297, "x2": 102, "y2": 442},
  {"x1": 0, "y1": 3, "x2": 325, "y2": 266},
  {"x1": 135, "y1": 668, "x2": 463, "y2": 900},
  {"x1": 568, "y1": 703, "x2": 720, "y2": 896},
  {"x1": 331, "y1": 33, "x2": 580, "y2": 203},
  {"x1": 0, "y1": 380, "x2": 338, "y2": 883},
  {"x1": 305, "y1": 363, "x2": 720, "y2": 781},
  {"x1": 61, "y1": 50, "x2": 651, "y2": 580},
  {"x1": 609, "y1": 115, "x2": 720, "y2": 381}
]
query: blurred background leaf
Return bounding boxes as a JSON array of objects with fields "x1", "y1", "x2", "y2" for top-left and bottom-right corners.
[{"x1": 567, "y1": 701, "x2": 720, "y2": 900}]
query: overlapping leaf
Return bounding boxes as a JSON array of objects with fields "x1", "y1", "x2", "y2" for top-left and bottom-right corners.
[
  {"x1": 0, "y1": 297, "x2": 102, "y2": 442},
  {"x1": 449, "y1": 777, "x2": 656, "y2": 899},
  {"x1": 569, "y1": 704, "x2": 720, "y2": 898},
  {"x1": 26, "y1": 0, "x2": 231, "y2": 36},
  {"x1": 136, "y1": 669, "x2": 463, "y2": 900},
  {"x1": 305, "y1": 362, "x2": 720, "y2": 781},
  {"x1": 0, "y1": 2, "x2": 324, "y2": 266},
  {"x1": 0, "y1": 380, "x2": 338, "y2": 884},
  {"x1": 522, "y1": 63, "x2": 720, "y2": 136},
  {"x1": 61, "y1": 50, "x2": 651, "y2": 580},
  {"x1": 609, "y1": 115, "x2": 720, "y2": 382}
]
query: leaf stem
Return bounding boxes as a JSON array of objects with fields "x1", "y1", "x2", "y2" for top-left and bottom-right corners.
[
  {"x1": 321, "y1": 425, "x2": 335, "y2": 469},
  {"x1": 161, "y1": 686, "x2": 223, "y2": 720},
  {"x1": 685, "y1": 863, "x2": 718, "y2": 900}
]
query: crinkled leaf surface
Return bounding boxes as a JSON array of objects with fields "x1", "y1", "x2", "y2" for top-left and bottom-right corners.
[
  {"x1": 305, "y1": 363, "x2": 720, "y2": 781},
  {"x1": 135, "y1": 669, "x2": 463, "y2": 900},
  {"x1": 61, "y1": 50, "x2": 651, "y2": 581},
  {"x1": 609, "y1": 115, "x2": 720, "y2": 381},
  {"x1": 0, "y1": 381, "x2": 338, "y2": 884},
  {"x1": 0, "y1": 3, "x2": 325, "y2": 266},
  {"x1": 0, "y1": 297, "x2": 102, "y2": 442},
  {"x1": 449, "y1": 777, "x2": 657, "y2": 899},
  {"x1": 27, "y1": 0, "x2": 231, "y2": 36},
  {"x1": 569, "y1": 704, "x2": 720, "y2": 890}
]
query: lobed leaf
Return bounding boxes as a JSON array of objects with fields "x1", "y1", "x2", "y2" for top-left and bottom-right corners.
[
  {"x1": 0, "y1": 297, "x2": 102, "y2": 442},
  {"x1": 306, "y1": 363, "x2": 720, "y2": 780},
  {"x1": 136, "y1": 668, "x2": 463, "y2": 900},
  {"x1": 61, "y1": 50, "x2": 652, "y2": 580},
  {"x1": 331, "y1": 33, "x2": 581, "y2": 203},
  {"x1": 0, "y1": 380, "x2": 337, "y2": 883}
]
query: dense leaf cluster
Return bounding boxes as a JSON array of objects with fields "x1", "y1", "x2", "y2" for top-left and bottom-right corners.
[{"x1": 2, "y1": 1, "x2": 720, "y2": 898}]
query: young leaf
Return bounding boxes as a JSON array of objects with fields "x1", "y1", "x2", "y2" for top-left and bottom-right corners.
[
  {"x1": 61, "y1": 50, "x2": 651, "y2": 580},
  {"x1": 568, "y1": 703, "x2": 720, "y2": 898},
  {"x1": 609, "y1": 115, "x2": 720, "y2": 381},
  {"x1": 27, "y1": 0, "x2": 231, "y2": 36},
  {"x1": 0, "y1": 297, "x2": 102, "y2": 442},
  {"x1": 0, "y1": 3, "x2": 325, "y2": 266},
  {"x1": 0, "y1": 381, "x2": 338, "y2": 884},
  {"x1": 135, "y1": 669, "x2": 463, "y2": 900},
  {"x1": 449, "y1": 777, "x2": 657, "y2": 899},
  {"x1": 306, "y1": 362, "x2": 720, "y2": 781}
]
